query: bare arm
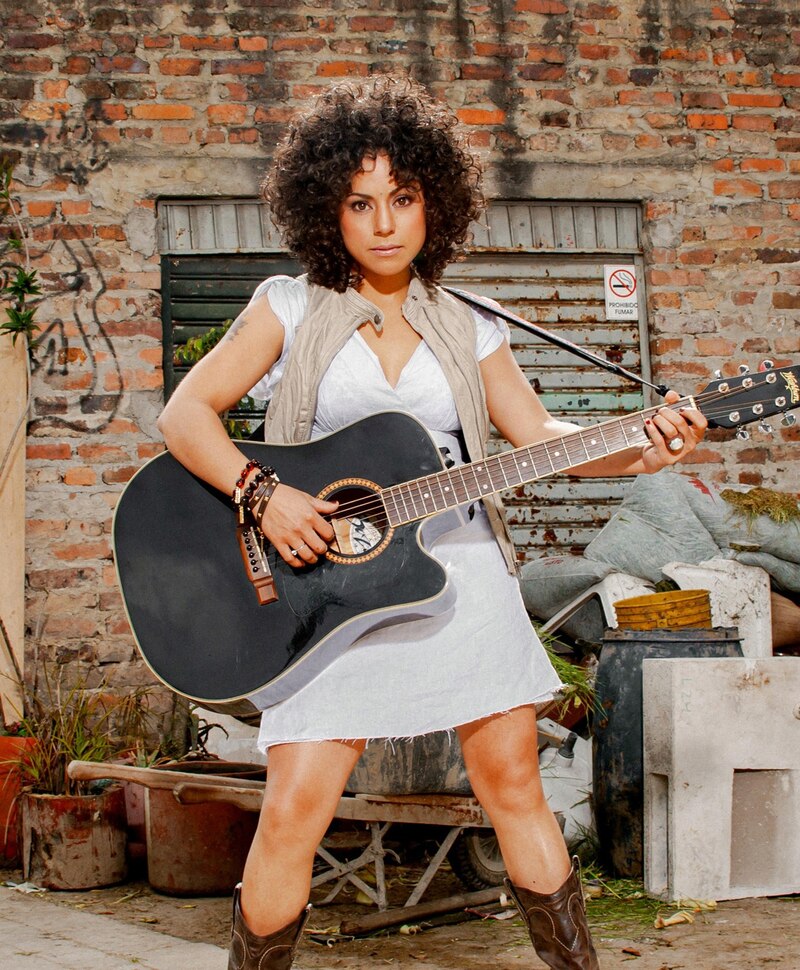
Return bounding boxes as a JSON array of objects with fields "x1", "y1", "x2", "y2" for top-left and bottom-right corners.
[
  {"x1": 479, "y1": 340, "x2": 707, "y2": 476},
  {"x1": 157, "y1": 291, "x2": 337, "y2": 567}
]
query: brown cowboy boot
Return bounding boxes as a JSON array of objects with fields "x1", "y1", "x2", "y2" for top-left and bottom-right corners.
[
  {"x1": 504, "y1": 857, "x2": 600, "y2": 970},
  {"x1": 227, "y1": 883, "x2": 311, "y2": 970}
]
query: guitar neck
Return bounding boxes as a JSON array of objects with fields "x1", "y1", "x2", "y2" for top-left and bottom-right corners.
[{"x1": 381, "y1": 397, "x2": 695, "y2": 527}]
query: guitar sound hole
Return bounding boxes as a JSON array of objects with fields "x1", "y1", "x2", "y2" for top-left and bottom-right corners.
[{"x1": 326, "y1": 484, "x2": 387, "y2": 559}]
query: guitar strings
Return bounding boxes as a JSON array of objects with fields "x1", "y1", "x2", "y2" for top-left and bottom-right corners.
[
  {"x1": 254, "y1": 380, "x2": 795, "y2": 567},
  {"x1": 322, "y1": 385, "x2": 794, "y2": 522}
]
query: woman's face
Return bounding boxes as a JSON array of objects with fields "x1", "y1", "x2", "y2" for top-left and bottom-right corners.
[{"x1": 338, "y1": 153, "x2": 426, "y2": 287}]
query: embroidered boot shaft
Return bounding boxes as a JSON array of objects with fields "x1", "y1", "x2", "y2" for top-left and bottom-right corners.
[
  {"x1": 227, "y1": 884, "x2": 310, "y2": 970},
  {"x1": 504, "y1": 857, "x2": 600, "y2": 970}
]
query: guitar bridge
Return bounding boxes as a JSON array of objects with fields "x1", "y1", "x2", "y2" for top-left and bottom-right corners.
[{"x1": 236, "y1": 522, "x2": 278, "y2": 606}]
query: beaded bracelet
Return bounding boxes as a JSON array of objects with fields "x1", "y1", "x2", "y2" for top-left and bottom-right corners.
[{"x1": 231, "y1": 459, "x2": 278, "y2": 524}]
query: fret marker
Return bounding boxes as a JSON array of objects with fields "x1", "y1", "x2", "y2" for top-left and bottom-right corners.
[
  {"x1": 590, "y1": 438, "x2": 597, "y2": 445},
  {"x1": 554, "y1": 451, "x2": 561, "y2": 457},
  {"x1": 483, "y1": 484, "x2": 489, "y2": 490},
  {"x1": 423, "y1": 492, "x2": 430, "y2": 499},
  {"x1": 522, "y1": 461, "x2": 528, "y2": 467},
  {"x1": 445, "y1": 486, "x2": 451, "y2": 492}
]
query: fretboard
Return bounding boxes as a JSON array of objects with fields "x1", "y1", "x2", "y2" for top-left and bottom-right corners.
[{"x1": 381, "y1": 398, "x2": 693, "y2": 527}]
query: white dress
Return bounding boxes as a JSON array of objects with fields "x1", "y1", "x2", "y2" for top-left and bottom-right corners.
[{"x1": 250, "y1": 277, "x2": 562, "y2": 751}]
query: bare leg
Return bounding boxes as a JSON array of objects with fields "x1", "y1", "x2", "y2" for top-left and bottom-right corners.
[
  {"x1": 239, "y1": 738, "x2": 365, "y2": 934},
  {"x1": 457, "y1": 704, "x2": 570, "y2": 893}
]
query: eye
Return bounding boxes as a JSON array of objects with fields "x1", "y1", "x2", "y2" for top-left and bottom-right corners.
[
  {"x1": 394, "y1": 193, "x2": 415, "y2": 207},
  {"x1": 349, "y1": 199, "x2": 370, "y2": 212}
]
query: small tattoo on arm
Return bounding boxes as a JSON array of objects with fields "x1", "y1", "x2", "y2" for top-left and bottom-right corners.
[{"x1": 224, "y1": 312, "x2": 251, "y2": 343}]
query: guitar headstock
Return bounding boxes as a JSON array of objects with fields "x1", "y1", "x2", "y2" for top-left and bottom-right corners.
[{"x1": 698, "y1": 361, "x2": 800, "y2": 432}]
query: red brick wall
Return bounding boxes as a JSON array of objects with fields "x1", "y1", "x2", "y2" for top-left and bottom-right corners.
[{"x1": 1, "y1": 1, "x2": 798, "y2": 686}]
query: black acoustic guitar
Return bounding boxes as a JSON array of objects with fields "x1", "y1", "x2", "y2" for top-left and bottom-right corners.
[{"x1": 114, "y1": 363, "x2": 799, "y2": 719}]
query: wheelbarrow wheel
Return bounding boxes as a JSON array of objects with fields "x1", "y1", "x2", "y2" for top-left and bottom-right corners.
[{"x1": 447, "y1": 829, "x2": 507, "y2": 890}]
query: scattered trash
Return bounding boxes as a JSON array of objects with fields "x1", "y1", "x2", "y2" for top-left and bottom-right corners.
[
  {"x1": 675, "y1": 898, "x2": 717, "y2": 912},
  {"x1": 3, "y1": 880, "x2": 47, "y2": 894},
  {"x1": 654, "y1": 911, "x2": 695, "y2": 928},
  {"x1": 399, "y1": 923, "x2": 421, "y2": 935},
  {"x1": 622, "y1": 946, "x2": 642, "y2": 956}
]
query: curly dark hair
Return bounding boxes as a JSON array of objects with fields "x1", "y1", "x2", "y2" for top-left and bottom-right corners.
[{"x1": 262, "y1": 74, "x2": 483, "y2": 292}]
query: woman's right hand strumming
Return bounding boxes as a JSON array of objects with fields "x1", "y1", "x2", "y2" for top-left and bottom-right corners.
[{"x1": 257, "y1": 484, "x2": 338, "y2": 567}]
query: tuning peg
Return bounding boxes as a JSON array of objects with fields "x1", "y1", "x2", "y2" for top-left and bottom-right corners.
[
  {"x1": 759, "y1": 359, "x2": 774, "y2": 371},
  {"x1": 713, "y1": 369, "x2": 723, "y2": 379},
  {"x1": 781, "y1": 413, "x2": 797, "y2": 428},
  {"x1": 758, "y1": 420, "x2": 774, "y2": 435},
  {"x1": 738, "y1": 364, "x2": 750, "y2": 375},
  {"x1": 735, "y1": 427, "x2": 750, "y2": 440}
]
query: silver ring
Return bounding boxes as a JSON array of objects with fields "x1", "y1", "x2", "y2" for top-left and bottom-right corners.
[
  {"x1": 668, "y1": 436, "x2": 684, "y2": 453},
  {"x1": 290, "y1": 543, "x2": 309, "y2": 557}
]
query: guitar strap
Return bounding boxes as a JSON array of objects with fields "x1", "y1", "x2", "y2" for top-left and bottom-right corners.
[{"x1": 443, "y1": 285, "x2": 669, "y2": 398}]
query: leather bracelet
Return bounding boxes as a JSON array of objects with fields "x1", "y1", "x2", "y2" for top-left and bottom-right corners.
[{"x1": 247, "y1": 471, "x2": 280, "y2": 525}]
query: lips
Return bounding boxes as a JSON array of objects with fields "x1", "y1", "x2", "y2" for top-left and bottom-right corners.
[{"x1": 371, "y1": 246, "x2": 402, "y2": 255}]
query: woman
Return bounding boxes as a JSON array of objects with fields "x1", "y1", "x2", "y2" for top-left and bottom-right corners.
[{"x1": 158, "y1": 74, "x2": 707, "y2": 970}]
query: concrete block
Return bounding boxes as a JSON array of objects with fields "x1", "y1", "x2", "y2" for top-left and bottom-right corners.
[
  {"x1": 643, "y1": 657, "x2": 800, "y2": 901},
  {"x1": 662, "y1": 558, "x2": 772, "y2": 658}
]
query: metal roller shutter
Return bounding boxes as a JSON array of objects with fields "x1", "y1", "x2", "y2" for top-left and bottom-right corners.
[{"x1": 159, "y1": 200, "x2": 649, "y2": 558}]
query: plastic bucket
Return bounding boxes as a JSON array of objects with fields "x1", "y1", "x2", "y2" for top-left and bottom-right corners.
[{"x1": 613, "y1": 589, "x2": 712, "y2": 630}]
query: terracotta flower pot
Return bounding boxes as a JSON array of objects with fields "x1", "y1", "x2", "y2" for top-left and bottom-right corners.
[
  {"x1": 21, "y1": 785, "x2": 128, "y2": 889},
  {"x1": 0, "y1": 736, "x2": 34, "y2": 864}
]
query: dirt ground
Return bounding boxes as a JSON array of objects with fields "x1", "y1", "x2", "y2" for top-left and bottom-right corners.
[{"x1": 4, "y1": 838, "x2": 800, "y2": 970}]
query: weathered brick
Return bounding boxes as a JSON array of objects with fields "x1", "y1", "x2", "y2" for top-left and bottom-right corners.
[
  {"x1": 515, "y1": 0, "x2": 568, "y2": 12},
  {"x1": 714, "y1": 178, "x2": 762, "y2": 197},
  {"x1": 180, "y1": 35, "x2": 235, "y2": 51},
  {"x1": 132, "y1": 104, "x2": 194, "y2": 120},
  {"x1": 741, "y1": 159, "x2": 784, "y2": 173},
  {"x1": 159, "y1": 57, "x2": 203, "y2": 76},
  {"x1": 348, "y1": 16, "x2": 396, "y2": 31},
  {"x1": 732, "y1": 114, "x2": 775, "y2": 131},
  {"x1": 771, "y1": 292, "x2": 800, "y2": 308},
  {"x1": 768, "y1": 180, "x2": 800, "y2": 199},
  {"x1": 211, "y1": 59, "x2": 266, "y2": 75},
  {"x1": 229, "y1": 128, "x2": 259, "y2": 144},
  {"x1": 26, "y1": 442, "x2": 71, "y2": 460},
  {"x1": 253, "y1": 105, "x2": 295, "y2": 124},
  {"x1": 208, "y1": 103, "x2": 247, "y2": 124},
  {"x1": 4, "y1": 55, "x2": 54, "y2": 72},
  {"x1": 273, "y1": 37, "x2": 325, "y2": 52},
  {"x1": 686, "y1": 112, "x2": 729, "y2": 130},
  {"x1": 239, "y1": 36, "x2": 268, "y2": 51},
  {"x1": 729, "y1": 93, "x2": 784, "y2": 108},
  {"x1": 315, "y1": 61, "x2": 369, "y2": 77},
  {"x1": 457, "y1": 108, "x2": 507, "y2": 125},
  {"x1": 160, "y1": 127, "x2": 192, "y2": 144}
]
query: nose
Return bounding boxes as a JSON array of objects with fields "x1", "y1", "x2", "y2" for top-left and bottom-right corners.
[{"x1": 373, "y1": 201, "x2": 395, "y2": 236}]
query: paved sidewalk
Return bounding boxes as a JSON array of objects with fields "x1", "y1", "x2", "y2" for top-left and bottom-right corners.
[{"x1": 0, "y1": 886, "x2": 228, "y2": 970}]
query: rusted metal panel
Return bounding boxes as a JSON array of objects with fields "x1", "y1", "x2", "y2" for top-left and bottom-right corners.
[
  {"x1": 443, "y1": 250, "x2": 648, "y2": 559},
  {"x1": 158, "y1": 198, "x2": 285, "y2": 253},
  {"x1": 159, "y1": 200, "x2": 642, "y2": 255}
]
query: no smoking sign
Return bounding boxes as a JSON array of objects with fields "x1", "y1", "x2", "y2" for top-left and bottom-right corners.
[{"x1": 603, "y1": 264, "x2": 639, "y2": 321}]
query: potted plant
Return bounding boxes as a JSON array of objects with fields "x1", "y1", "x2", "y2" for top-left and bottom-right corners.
[
  {"x1": 1, "y1": 666, "x2": 159, "y2": 890},
  {"x1": 0, "y1": 718, "x2": 33, "y2": 865}
]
